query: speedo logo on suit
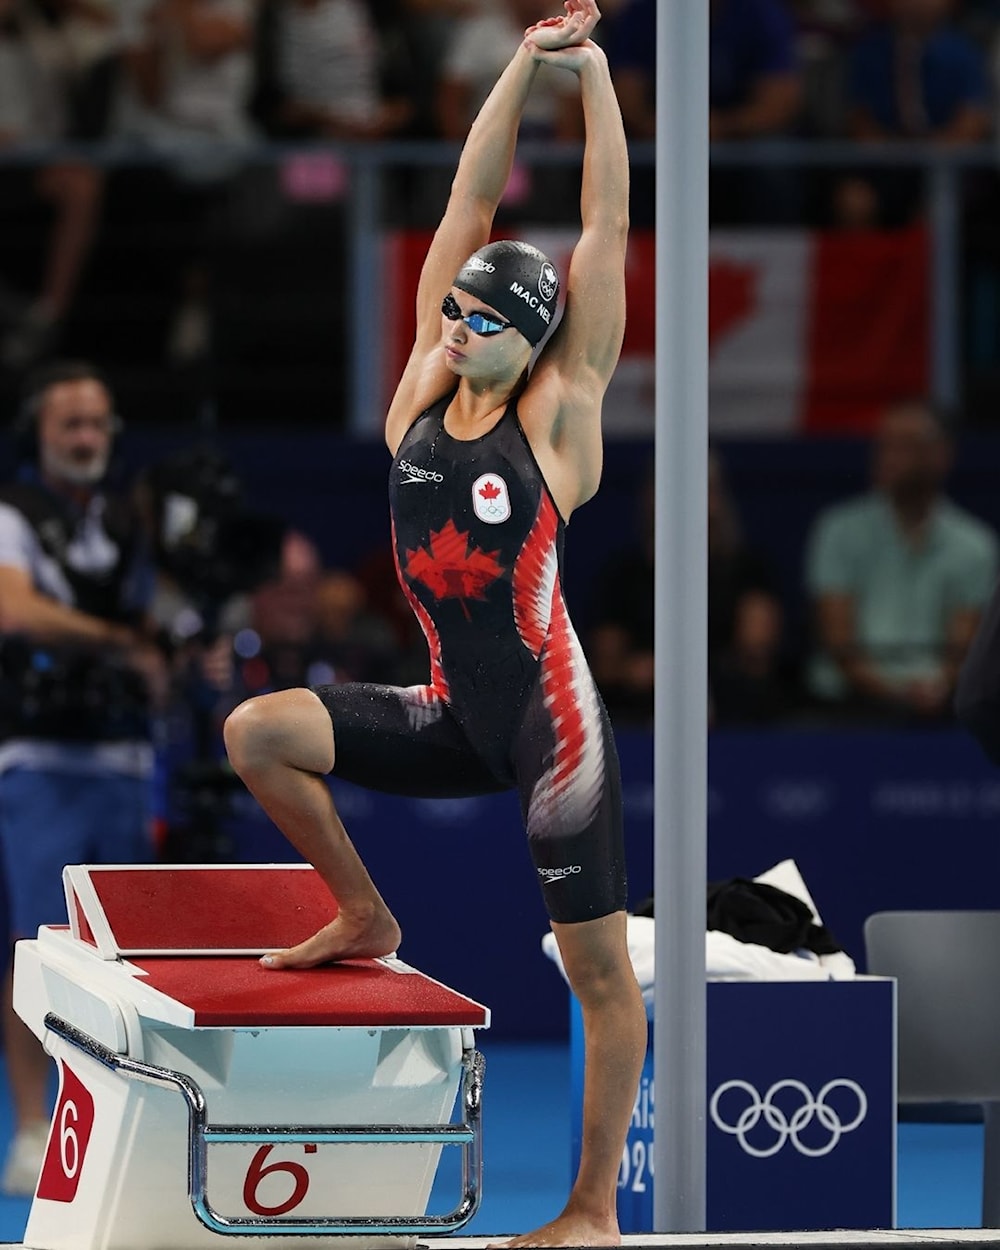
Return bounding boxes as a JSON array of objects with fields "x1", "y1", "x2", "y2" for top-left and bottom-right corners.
[
  {"x1": 538, "y1": 865, "x2": 582, "y2": 884},
  {"x1": 399, "y1": 460, "x2": 444, "y2": 485}
]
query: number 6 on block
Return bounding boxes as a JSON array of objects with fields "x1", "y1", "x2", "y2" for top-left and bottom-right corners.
[
  {"x1": 242, "y1": 1144, "x2": 314, "y2": 1216},
  {"x1": 35, "y1": 1062, "x2": 96, "y2": 1203}
]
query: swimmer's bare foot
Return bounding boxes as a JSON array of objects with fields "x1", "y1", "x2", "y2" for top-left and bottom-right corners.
[
  {"x1": 487, "y1": 1209, "x2": 620, "y2": 1247},
  {"x1": 260, "y1": 906, "x2": 401, "y2": 970}
]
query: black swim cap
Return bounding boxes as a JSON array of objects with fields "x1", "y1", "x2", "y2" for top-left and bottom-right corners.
[{"x1": 452, "y1": 240, "x2": 559, "y2": 347}]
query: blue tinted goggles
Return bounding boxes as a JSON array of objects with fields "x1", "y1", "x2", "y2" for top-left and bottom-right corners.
[{"x1": 441, "y1": 293, "x2": 513, "y2": 337}]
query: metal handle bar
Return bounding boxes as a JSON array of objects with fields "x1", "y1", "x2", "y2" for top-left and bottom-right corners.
[{"x1": 44, "y1": 1011, "x2": 484, "y2": 1237}]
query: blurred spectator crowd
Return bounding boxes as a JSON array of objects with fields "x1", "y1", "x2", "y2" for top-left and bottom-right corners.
[
  {"x1": 588, "y1": 401, "x2": 1000, "y2": 733},
  {"x1": 2, "y1": 0, "x2": 998, "y2": 153},
  {"x1": 0, "y1": 0, "x2": 999, "y2": 379}
]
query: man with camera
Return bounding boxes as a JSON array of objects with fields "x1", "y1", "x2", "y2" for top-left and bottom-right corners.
[{"x1": 0, "y1": 360, "x2": 165, "y2": 1195}]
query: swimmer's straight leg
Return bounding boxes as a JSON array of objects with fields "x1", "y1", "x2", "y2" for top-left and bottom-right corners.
[
  {"x1": 224, "y1": 688, "x2": 401, "y2": 967},
  {"x1": 493, "y1": 910, "x2": 645, "y2": 1248}
]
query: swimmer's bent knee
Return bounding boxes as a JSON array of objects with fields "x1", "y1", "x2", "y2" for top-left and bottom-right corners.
[
  {"x1": 224, "y1": 690, "x2": 335, "y2": 776},
  {"x1": 223, "y1": 696, "x2": 271, "y2": 772}
]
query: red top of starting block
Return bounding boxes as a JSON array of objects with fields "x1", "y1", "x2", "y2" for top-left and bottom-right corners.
[
  {"x1": 58, "y1": 865, "x2": 489, "y2": 1028},
  {"x1": 130, "y1": 956, "x2": 489, "y2": 1027}
]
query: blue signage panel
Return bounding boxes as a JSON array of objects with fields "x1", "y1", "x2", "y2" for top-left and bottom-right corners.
[
  {"x1": 572, "y1": 979, "x2": 896, "y2": 1233},
  {"x1": 706, "y1": 980, "x2": 895, "y2": 1232}
]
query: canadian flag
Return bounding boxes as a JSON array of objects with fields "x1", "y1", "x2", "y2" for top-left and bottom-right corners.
[
  {"x1": 382, "y1": 225, "x2": 928, "y2": 436},
  {"x1": 707, "y1": 225, "x2": 929, "y2": 434}
]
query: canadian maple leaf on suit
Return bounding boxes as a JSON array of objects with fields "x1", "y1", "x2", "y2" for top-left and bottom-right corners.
[{"x1": 405, "y1": 519, "x2": 504, "y2": 620}]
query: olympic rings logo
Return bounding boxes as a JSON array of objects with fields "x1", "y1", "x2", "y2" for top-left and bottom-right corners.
[{"x1": 709, "y1": 1079, "x2": 868, "y2": 1158}]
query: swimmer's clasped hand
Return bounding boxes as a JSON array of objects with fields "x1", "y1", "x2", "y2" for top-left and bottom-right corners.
[{"x1": 523, "y1": 0, "x2": 600, "y2": 53}]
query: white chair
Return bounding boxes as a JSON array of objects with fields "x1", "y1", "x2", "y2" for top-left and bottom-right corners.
[{"x1": 864, "y1": 910, "x2": 1000, "y2": 1227}]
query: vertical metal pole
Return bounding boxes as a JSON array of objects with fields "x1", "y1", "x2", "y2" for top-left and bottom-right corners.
[
  {"x1": 653, "y1": 0, "x2": 709, "y2": 1234},
  {"x1": 928, "y1": 160, "x2": 960, "y2": 416},
  {"x1": 348, "y1": 154, "x2": 382, "y2": 434}
]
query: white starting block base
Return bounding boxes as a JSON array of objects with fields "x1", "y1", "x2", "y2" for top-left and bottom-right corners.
[{"x1": 12, "y1": 865, "x2": 489, "y2": 1250}]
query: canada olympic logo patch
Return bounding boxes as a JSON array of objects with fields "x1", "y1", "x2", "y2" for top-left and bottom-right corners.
[{"x1": 472, "y1": 474, "x2": 511, "y2": 524}]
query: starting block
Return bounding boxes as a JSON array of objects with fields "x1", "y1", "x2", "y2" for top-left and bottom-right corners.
[{"x1": 12, "y1": 863, "x2": 489, "y2": 1250}]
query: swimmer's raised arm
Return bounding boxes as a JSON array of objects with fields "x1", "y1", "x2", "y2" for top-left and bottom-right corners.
[
  {"x1": 518, "y1": 14, "x2": 628, "y2": 513},
  {"x1": 386, "y1": 2, "x2": 601, "y2": 452},
  {"x1": 413, "y1": 55, "x2": 538, "y2": 340},
  {"x1": 539, "y1": 37, "x2": 628, "y2": 392},
  {"x1": 385, "y1": 53, "x2": 542, "y2": 450},
  {"x1": 418, "y1": 0, "x2": 601, "y2": 347}
]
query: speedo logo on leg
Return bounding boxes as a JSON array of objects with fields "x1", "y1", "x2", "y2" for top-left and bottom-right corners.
[
  {"x1": 538, "y1": 865, "x2": 582, "y2": 884},
  {"x1": 399, "y1": 460, "x2": 444, "y2": 484}
]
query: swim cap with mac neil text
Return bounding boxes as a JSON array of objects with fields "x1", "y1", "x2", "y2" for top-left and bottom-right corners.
[{"x1": 452, "y1": 240, "x2": 560, "y2": 347}]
